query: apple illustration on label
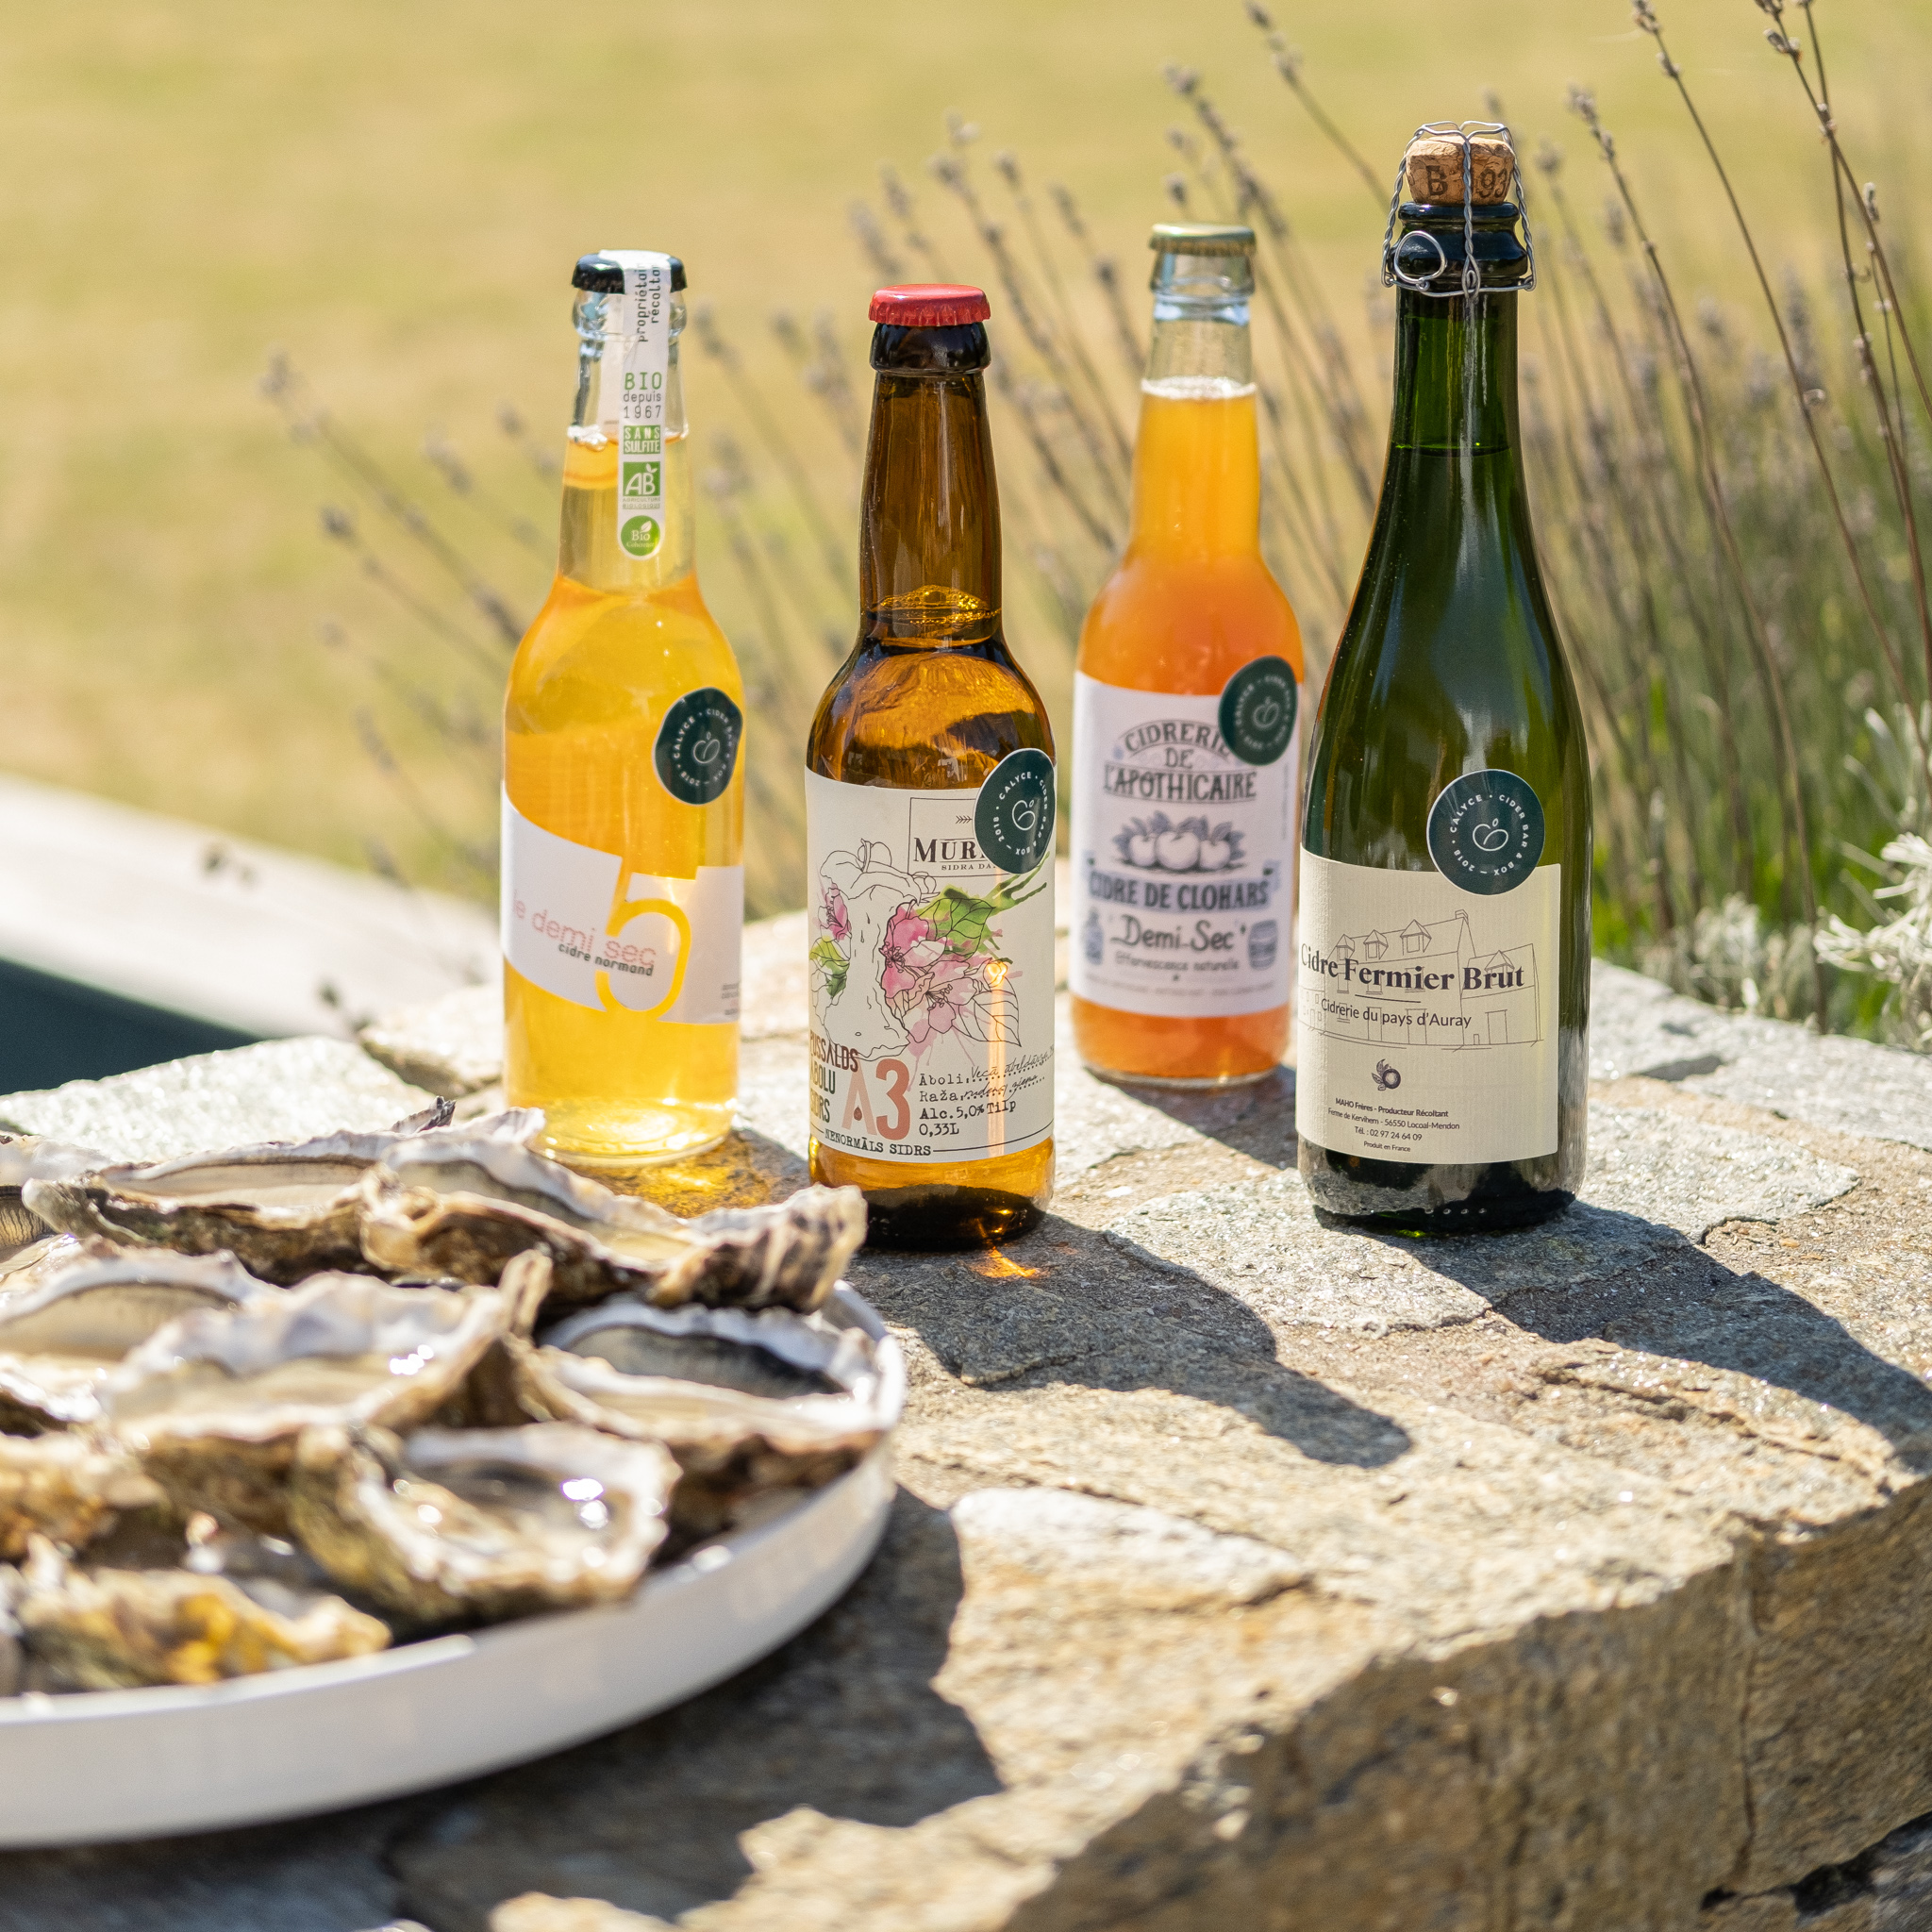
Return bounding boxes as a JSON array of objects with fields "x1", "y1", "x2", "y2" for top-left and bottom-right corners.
[
  {"x1": 1472, "y1": 819, "x2": 1510, "y2": 853},
  {"x1": 1128, "y1": 829, "x2": 1157, "y2": 867},
  {"x1": 1010, "y1": 797, "x2": 1039, "y2": 833},
  {"x1": 691, "y1": 734, "x2": 722, "y2": 767},
  {"x1": 1251, "y1": 698, "x2": 1280, "y2": 731},
  {"x1": 1156, "y1": 823, "x2": 1201, "y2": 872}
]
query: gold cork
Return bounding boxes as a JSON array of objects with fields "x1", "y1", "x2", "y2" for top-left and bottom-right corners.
[{"x1": 1404, "y1": 134, "x2": 1515, "y2": 206}]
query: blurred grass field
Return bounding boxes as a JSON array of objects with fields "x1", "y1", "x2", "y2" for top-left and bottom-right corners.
[{"x1": 1, "y1": 0, "x2": 1924, "y2": 903}]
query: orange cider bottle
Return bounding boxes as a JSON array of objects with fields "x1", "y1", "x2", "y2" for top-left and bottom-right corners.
[
  {"x1": 503, "y1": 251, "x2": 745, "y2": 1170},
  {"x1": 1070, "y1": 223, "x2": 1305, "y2": 1086}
]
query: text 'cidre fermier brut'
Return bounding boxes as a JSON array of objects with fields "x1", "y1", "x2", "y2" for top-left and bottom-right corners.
[
  {"x1": 1071, "y1": 224, "x2": 1305, "y2": 1088},
  {"x1": 1297, "y1": 128, "x2": 1592, "y2": 1232},
  {"x1": 805, "y1": 286, "x2": 1057, "y2": 1251},
  {"x1": 503, "y1": 251, "x2": 746, "y2": 1173}
]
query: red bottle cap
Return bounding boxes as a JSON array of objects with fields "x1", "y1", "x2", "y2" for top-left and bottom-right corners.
[{"x1": 868, "y1": 284, "x2": 991, "y2": 326}]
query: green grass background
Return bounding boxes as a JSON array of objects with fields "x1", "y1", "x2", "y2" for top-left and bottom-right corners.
[{"x1": 1, "y1": 0, "x2": 1922, "y2": 892}]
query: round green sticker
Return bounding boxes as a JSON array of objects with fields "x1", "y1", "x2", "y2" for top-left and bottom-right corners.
[
  {"x1": 1218, "y1": 657, "x2": 1299, "y2": 767},
  {"x1": 654, "y1": 688, "x2": 742, "y2": 806},
  {"x1": 974, "y1": 748, "x2": 1057, "y2": 874},
  {"x1": 620, "y1": 514, "x2": 662, "y2": 559},
  {"x1": 1426, "y1": 768, "x2": 1546, "y2": 895}
]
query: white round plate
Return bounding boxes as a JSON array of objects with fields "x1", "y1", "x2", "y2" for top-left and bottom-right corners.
[{"x1": 0, "y1": 1286, "x2": 902, "y2": 1849}]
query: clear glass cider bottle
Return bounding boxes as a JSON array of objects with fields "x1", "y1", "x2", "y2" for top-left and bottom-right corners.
[
  {"x1": 1070, "y1": 225, "x2": 1305, "y2": 1086},
  {"x1": 503, "y1": 253, "x2": 745, "y2": 1173},
  {"x1": 805, "y1": 286, "x2": 1056, "y2": 1250},
  {"x1": 1297, "y1": 161, "x2": 1591, "y2": 1231}
]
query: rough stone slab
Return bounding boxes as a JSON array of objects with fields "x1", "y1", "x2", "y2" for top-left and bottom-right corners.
[
  {"x1": 0, "y1": 1037, "x2": 437, "y2": 1162},
  {"x1": 1105, "y1": 1102, "x2": 1857, "y2": 1335},
  {"x1": 1591, "y1": 961, "x2": 1932, "y2": 1153},
  {"x1": 7, "y1": 982, "x2": 1932, "y2": 1926}
]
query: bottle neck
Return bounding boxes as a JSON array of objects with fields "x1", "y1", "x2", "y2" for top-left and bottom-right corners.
[
  {"x1": 558, "y1": 290, "x2": 693, "y2": 593},
  {"x1": 1129, "y1": 269, "x2": 1259, "y2": 560},
  {"x1": 858, "y1": 344, "x2": 1001, "y2": 647},
  {"x1": 1387, "y1": 289, "x2": 1519, "y2": 456}
]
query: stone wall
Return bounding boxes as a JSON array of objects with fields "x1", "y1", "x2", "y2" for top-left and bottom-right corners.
[{"x1": 3, "y1": 948, "x2": 1932, "y2": 1931}]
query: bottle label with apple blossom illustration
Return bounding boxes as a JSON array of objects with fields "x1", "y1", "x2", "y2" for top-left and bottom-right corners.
[
  {"x1": 1069, "y1": 665, "x2": 1299, "y2": 1019},
  {"x1": 804, "y1": 758, "x2": 1055, "y2": 1168}
]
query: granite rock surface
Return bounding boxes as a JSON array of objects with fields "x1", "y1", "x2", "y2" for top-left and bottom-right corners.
[{"x1": 3, "y1": 940, "x2": 1932, "y2": 1929}]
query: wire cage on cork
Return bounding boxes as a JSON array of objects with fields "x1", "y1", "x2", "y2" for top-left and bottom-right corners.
[{"x1": 1380, "y1": 122, "x2": 1538, "y2": 306}]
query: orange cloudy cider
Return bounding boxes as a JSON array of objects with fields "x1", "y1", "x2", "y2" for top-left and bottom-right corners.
[
  {"x1": 1071, "y1": 225, "x2": 1305, "y2": 1087},
  {"x1": 503, "y1": 252, "x2": 745, "y2": 1171}
]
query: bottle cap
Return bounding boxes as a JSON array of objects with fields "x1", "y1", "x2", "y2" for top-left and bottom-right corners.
[
  {"x1": 573, "y1": 253, "x2": 688, "y2": 293},
  {"x1": 868, "y1": 284, "x2": 991, "y2": 326},
  {"x1": 1404, "y1": 135, "x2": 1515, "y2": 206},
  {"x1": 1148, "y1": 223, "x2": 1256, "y2": 257}
]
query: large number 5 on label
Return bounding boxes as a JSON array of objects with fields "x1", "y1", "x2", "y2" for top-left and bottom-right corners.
[{"x1": 875, "y1": 1058, "x2": 911, "y2": 1140}]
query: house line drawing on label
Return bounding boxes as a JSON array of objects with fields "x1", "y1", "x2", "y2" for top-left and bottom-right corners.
[{"x1": 1300, "y1": 907, "x2": 1541, "y2": 1051}]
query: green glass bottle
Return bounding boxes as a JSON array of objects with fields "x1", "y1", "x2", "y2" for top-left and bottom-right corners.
[{"x1": 1297, "y1": 130, "x2": 1591, "y2": 1231}]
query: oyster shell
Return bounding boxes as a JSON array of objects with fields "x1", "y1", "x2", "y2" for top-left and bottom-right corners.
[
  {"x1": 0, "y1": 1563, "x2": 22, "y2": 1695},
  {"x1": 0, "y1": 1240, "x2": 276, "y2": 1431},
  {"x1": 14, "y1": 1536, "x2": 389, "y2": 1690},
  {"x1": 0, "y1": 1431, "x2": 165, "y2": 1559},
  {"x1": 20, "y1": 1104, "x2": 531, "y2": 1285},
  {"x1": 518, "y1": 1297, "x2": 902, "y2": 1538},
  {"x1": 100, "y1": 1275, "x2": 508, "y2": 1533},
  {"x1": 0, "y1": 1136, "x2": 112, "y2": 1260},
  {"x1": 291, "y1": 1421, "x2": 675, "y2": 1624},
  {"x1": 358, "y1": 1135, "x2": 865, "y2": 1315}
]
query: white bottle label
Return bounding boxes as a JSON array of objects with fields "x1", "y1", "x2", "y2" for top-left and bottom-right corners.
[
  {"x1": 1294, "y1": 849, "x2": 1560, "y2": 1163},
  {"x1": 500, "y1": 791, "x2": 741, "y2": 1025},
  {"x1": 608, "y1": 250, "x2": 673, "y2": 560},
  {"x1": 805, "y1": 762, "x2": 1055, "y2": 1167},
  {"x1": 1069, "y1": 669, "x2": 1299, "y2": 1019}
]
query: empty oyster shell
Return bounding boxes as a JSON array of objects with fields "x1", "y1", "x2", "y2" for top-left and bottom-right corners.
[
  {"x1": 100, "y1": 1275, "x2": 508, "y2": 1534},
  {"x1": 291, "y1": 1421, "x2": 675, "y2": 1625},
  {"x1": 14, "y1": 1536, "x2": 389, "y2": 1690},
  {"x1": 20, "y1": 1105, "x2": 530, "y2": 1285},
  {"x1": 0, "y1": 1241, "x2": 276, "y2": 1431},
  {"x1": 518, "y1": 1297, "x2": 902, "y2": 1538},
  {"x1": 0, "y1": 1432, "x2": 165, "y2": 1560},
  {"x1": 358, "y1": 1135, "x2": 865, "y2": 1315}
]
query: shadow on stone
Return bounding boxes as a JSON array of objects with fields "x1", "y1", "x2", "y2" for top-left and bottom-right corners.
[
  {"x1": 847, "y1": 1210, "x2": 1412, "y2": 1470},
  {"x1": 389, "y1": 1490, "x2": 1000, "y2": 1932},
  {"x1": 1400, "y1": 1206, "x2": 1932, "y2": 1466},
  {"x1": 1086, "y1": 1063, "x2": 1297, "y2": 1172}
]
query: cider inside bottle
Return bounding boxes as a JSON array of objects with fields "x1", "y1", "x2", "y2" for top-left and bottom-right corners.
[
  {"x1": 1072, "y1": 225, "x2": 1304, "y2": 1086},
  {"x1": 504, "y1": 253, "x2": 745, "y2": 1171},
  {"x1": 807, "y1": 286, "x2": 1056, "y2": 1250}
]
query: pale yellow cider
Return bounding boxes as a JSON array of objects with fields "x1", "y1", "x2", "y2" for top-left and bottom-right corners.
[{"x1": 504, "y1": 428, "x2": 743, "y2": 1168}]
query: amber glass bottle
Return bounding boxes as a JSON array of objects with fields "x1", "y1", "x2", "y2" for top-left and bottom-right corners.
[
  {"x1": 805, "y1": 285, "x2": 1056, "y2": 1250},
  {"x1": 504, "y1": 251, "x2": 744, "y2": 1173},
  {"x1": 1071, "y1": 225, "x2": 1304, "y2": 1087}
]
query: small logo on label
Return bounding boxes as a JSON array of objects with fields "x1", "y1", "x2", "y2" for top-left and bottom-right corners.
[
  {"x1": 1217, "y1": 657, "x2": 1299, "y2": 768},
  {"x1": 974, "y1": 747, "x2": 1057, "y2": 874},
  {"x1": 1426, "y1": 770, "x2": 1546, "y2": 896},
  {"x1": 622, "y1": 425, "x2": 662, "y2": 456},
  {"x1": 1248, "y1": 919, "x2": 1278, "y2": 970},
  {"x1": 654, "y1": 687, "x2": 743, "y2": 806},
  {"x1": 1373, "y1": 1058, "x2": 1403, "y2": 1091},
  {"x1": 620, "y1": 514, "x2": 663, "y2": 558},
  {"x1": 1082, "y1": 908, "x2": 1104, "y2": 965},
  {"x1": 622, "y1": 459, "x2": 662, "y2": 499}
]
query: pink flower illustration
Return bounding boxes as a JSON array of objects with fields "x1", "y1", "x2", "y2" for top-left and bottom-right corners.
[
  {"x1": 880, "y1": 905, "x2": 941, "y2": 999},
  {"x1": 900, "y1": 949, "x2": 977, "y2": 1053},
  {"x1": 820, "y1": 884, "x2": 850, "y2": 942}
]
